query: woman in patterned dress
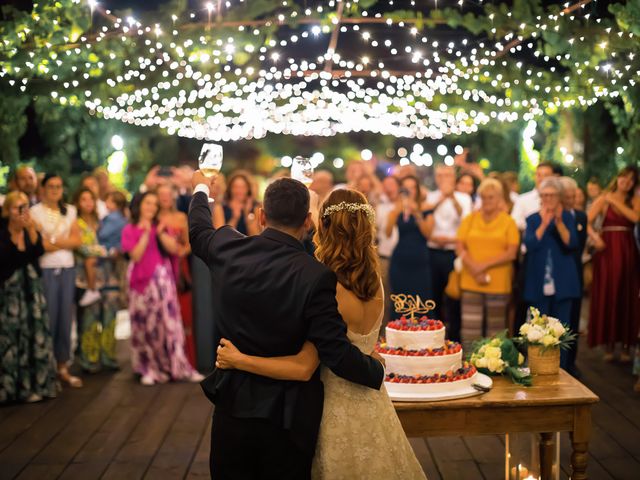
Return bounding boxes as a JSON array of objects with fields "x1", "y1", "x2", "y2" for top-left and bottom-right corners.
[
  {"x1": 0, "y1": 191, "x2": 57, "y2": 404},
  {"x1": 156, "y1": 183, "x2": 196, "y2": 367},
  {"x1": 121, "y1": 191, "x2": 203, "y2": 386},
  {"x1": 73, "y1": 188, "x2": 119, "y2": 372}
]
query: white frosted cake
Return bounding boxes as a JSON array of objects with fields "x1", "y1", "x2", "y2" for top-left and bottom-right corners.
[{"x1": 377, "y1": 316, "x2": 477, "y2": 394}]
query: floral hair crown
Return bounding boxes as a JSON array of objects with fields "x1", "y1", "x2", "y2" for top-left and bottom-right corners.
[{"x1": 321, "y1": 201, "x2": 375, "y2": 224}]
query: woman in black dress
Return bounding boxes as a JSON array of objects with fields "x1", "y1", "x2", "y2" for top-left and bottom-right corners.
[
  {"x1": 0, "y1": 191, "x2": 57, "y2": 404},
  {"x1": 386, "y1": 175, "x2": 435, "y2": 303}
]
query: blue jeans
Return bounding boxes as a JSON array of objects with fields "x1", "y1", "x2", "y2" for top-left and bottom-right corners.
[
  {"x1": 42, "y1": 267, "x2": 76, "y2": 364},
  {"x1": 530, "y1": 296, "x2": 573, "y2": 370}
]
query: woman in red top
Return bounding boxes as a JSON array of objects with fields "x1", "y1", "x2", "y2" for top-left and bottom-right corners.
[{"x1": 587, "y1": 166, "x2": 640, "y2": 363}]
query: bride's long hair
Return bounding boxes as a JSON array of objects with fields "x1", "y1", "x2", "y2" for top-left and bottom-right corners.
[{"x1": 314, "y1": 189, "x2": 380, "y2": 301}]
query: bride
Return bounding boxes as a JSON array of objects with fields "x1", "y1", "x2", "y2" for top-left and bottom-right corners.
[{"x1": 216, "y1": 189, "x2": 426, "y2": 479}]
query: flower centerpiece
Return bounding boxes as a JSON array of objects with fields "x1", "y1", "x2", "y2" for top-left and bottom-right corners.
[
  {"x1": 469, "y1": 331, "x2": 532, "y2": 386},
  {"x1": 517, "y1": 307, "x2": 577, "y2": 375}
]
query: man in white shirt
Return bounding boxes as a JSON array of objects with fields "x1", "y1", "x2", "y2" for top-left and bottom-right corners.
[
  {"x1": 511, "y1": 162, "x2": 554, "y2": 230},
  {"x1": 376, "y1": 176, "x2": 400, "y2": 325},
  {"x1": 427, "y1": 165, "x2": 472, "y2": 323}
]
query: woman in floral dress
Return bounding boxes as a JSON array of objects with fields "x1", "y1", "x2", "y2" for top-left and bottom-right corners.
[
  {"x1": 0, "y1": 191, "x2": 57, "y2": 404},
  {"x1": 121, "y1": 191, "x2": 203, "y2": 386}
]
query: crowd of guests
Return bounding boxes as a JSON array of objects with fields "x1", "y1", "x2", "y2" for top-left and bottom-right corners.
[
  {"x1": 1, "y1": 157, "x2": 639, "y2": 404},
  {"x1": 0, "y1": 165, "x2": 203, "y2": 403}
]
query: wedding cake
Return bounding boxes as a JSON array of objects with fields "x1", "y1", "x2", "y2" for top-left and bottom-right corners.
[{"x1": 377, "y1": 295, "x2": 477, "y2": 395}]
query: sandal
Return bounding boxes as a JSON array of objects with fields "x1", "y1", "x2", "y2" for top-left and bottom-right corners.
[{"x1": 59, "y1": 369, "x2": 83, "y2": 388}]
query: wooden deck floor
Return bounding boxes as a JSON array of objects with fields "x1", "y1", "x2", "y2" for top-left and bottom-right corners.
[{"x1": 0, "y1": 339, "x2": 638, "y2": 480}]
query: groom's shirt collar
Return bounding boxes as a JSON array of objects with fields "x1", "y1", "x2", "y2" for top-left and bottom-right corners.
[{"x1": 261, "y1": 227, "x2": 305, "y2": 251}]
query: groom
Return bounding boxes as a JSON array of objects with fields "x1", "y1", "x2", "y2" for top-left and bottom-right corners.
[{"x1": 188, "y1": 171, "x2": 384, "y2": 479}]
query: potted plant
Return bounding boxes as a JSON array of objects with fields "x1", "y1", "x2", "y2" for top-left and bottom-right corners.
[{"x1": 517, "y1": 307, "x2": 577, "y2": 375}]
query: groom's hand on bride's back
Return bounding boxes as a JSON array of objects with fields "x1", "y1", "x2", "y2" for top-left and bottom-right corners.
[{"x1": 191, "y1": 169, "x2": 217, "y2": 191}]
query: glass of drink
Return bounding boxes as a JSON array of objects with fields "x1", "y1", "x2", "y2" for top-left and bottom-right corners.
[
  {"x1": 198, "y1": 143, "x2": 223, "y2": 177},
  {"x1": 291, "y1": 156, "x2": 314, "y2": 187}
]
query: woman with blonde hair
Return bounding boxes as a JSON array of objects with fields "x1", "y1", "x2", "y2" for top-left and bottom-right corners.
[
  {"x1": 215, "y1": 189, "x2": 426, "y2": 479},
  {"x1": 456, "y1": 178, "x2": 520, "y2": 350},
  {"x1": 1, "y1": 192, "x2": 57, "y2": 403}
]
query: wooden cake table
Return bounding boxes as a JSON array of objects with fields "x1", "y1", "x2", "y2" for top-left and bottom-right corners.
[{"x1": 393, "y1": 370, "x2": 599, "y2": 480}]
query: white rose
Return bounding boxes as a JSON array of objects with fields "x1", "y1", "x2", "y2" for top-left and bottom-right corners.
[
  {"x1": 519, "y1": 324, "x2": 531, "y2": 335},
  {"x1": 551, "y1": 322, "x2": 566, "y2": 337},
  {"x1": 485, "y1": 346, "x2": 502, "y2": 359},
  {"x1": 541, "y1": 334, "x2": 559, "y2": 347},
  {"x1": 487, "y1": 357, "x2": 504, "y2": 373},
  {"x1": 475, "y1": 357, "x2": 488, "y2": 368},
  {"x1": 527, "y1": 326, "x2": 544, "y2": 343}
]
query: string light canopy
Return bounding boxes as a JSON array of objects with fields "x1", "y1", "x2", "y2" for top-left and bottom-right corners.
[{"x1": 0, "y1": 0, "x2": 637, "y2": 142}]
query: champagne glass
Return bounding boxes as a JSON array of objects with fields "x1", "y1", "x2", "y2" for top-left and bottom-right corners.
[
  {"x1": 198, "y1": 143, "x2": 222, "y2": 202},
  {"x1": 199, "y1": 143, "x2": 223, "y2": 177},
  {"x1": 291, "y1": 156, "x2": 314, "y2": 187}
]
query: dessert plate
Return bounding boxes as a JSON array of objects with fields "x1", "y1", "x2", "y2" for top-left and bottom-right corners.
[{"x1": 386, "y1": 372, "x2": 493, "y2": 402}]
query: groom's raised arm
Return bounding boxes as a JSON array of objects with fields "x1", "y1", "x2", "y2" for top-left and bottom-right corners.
[
  {"x1": 305, "y1": 269, "x2": 384, "y2": 389},
  {"x1": 188, "y1": 187, "x2": 216, "y2": 265}
]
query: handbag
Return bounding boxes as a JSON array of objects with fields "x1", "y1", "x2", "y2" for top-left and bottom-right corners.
[
  {"x1": 445, "y1": 213, "x2": 478, "y2": 300},
  {"x1": 444, "y1": 267, "x2": 461, "y2": 300}
]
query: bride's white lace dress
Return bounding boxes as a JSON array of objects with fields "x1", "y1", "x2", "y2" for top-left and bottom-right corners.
[{"x1": 311, "y1": 297, "x2": 427, "y2": 479}]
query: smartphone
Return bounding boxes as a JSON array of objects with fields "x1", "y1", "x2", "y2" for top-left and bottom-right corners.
[{"x1": 157, "y1": 166, "x2": 173, "y2": 177}]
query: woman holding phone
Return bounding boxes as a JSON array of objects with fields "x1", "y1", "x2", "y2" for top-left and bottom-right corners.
[
  {"x1": 1, "y1": 192, "x2": 57, "y2": 403},
  {"x1": 386, "y1": 175, "x2": 435, "y2": 302}
]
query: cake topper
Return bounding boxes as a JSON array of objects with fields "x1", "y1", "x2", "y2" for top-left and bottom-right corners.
[{"x1": 390, "y1": 294, "x2": 436, "y2": 321}]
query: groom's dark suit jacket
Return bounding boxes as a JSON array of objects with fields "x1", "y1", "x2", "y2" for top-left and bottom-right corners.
[{"x1": 188, "y1": 191, "x2": 384, "y2": 456}]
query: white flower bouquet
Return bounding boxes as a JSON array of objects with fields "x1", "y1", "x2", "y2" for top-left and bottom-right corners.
[
  {"x1": 517, "y1": 308, "x2": 577, "y2": 375},
  {"x1": 517, "y1": 307, "x2": 577, "y2": 351},
  {"x1": 469, "y1": 331, "x2": 532, "y2": 386}
]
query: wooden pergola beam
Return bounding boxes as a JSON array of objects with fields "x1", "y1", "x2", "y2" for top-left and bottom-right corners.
[{"x1": 323, "y1": 1, "x2": 345, "y2": 74}]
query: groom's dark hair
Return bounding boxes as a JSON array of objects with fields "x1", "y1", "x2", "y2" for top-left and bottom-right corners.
[{"x1": 263, "y1": 178, "x2": 310, "y2": 229}]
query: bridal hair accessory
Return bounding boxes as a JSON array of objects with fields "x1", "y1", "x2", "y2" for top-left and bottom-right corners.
[{"x1": 321, "y1": 202, "x2": 375, "y2": 224}]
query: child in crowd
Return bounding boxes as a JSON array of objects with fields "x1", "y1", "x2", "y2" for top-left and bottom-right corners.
[
  {"x1": 74, "y1": 189, "x2": 107, "y2": 307},
  {"x1": 98, "y1": 191, "x2": 128, "y2": 254}
]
